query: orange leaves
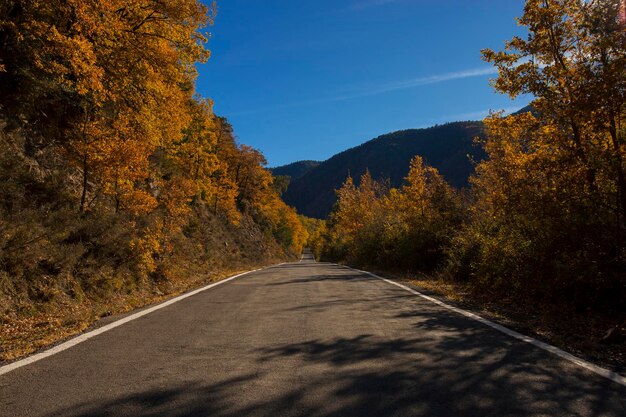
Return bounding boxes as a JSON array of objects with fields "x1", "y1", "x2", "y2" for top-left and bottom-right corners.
[
  {"x1": 460, "y1": 1, "x2": 626, "y2": 298},
  {"x1": 326, "y1": 163, "x2": 462, "y2": 269},
  {"x1": 400, "y1": 156, "x2": 458, "y2": 228},
  {"x1": 171, "y1": 99, "x2": 218, "y2": 183},
  {"x1": 33, "y1": 0, "x2": 214, "y2": 215},
  {"x1": 333, "y1": 174, "x2": 368, "y2": 240},
  {"x1": 130, "y1": 219, "x2": 164, "y2": 275},
  {"x1": 331, "y1": 171, "x2": 385, "y2": 250},
  {"x1": 119, "y1": 189, "x2": 158, "y2": 216},
  {"x1": 159, "y1": 177, "x2": 196, "y2": 220},
  {"x1": 212, "y1": 176, "x2": 241, "y2": 224},
  {"x1": 0, "y1": 0, "x2": 310, "y2": 265}
]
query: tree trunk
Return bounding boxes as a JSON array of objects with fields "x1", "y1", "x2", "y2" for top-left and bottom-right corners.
[
  {"x1": 79, "y1": 154, "x2": 88, "y2": 213},
  {"x1": 608, "y1": 115, "x2": 626, "y2": 244}
]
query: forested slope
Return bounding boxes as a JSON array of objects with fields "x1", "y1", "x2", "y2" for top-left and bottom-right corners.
[
  {"x1": 310, "y1": 0, "x2": 626, "y2": 343},
  {"x1": 281, "y1": 122, "x2": 484, "y2": 218},
  {"x1": 269, "y1": 160, "x2": 321, "y2": 181},
  {"x1": 0, "y1": 0, "x2": 308, "y2": 360}
]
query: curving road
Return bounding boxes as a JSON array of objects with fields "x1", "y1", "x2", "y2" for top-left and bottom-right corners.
[{"x1": 1, "y1": 259, "x2": 625, "y2": 416}]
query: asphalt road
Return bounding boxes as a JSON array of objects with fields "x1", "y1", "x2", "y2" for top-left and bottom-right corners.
[{"x1": 1, "y1": 260, "x2": 625, "y2": 417}]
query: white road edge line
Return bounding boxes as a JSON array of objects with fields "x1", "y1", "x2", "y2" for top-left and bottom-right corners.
[
  {"x1": 347, "y1": 266, "x2": 626, "y2": 387},
  {"x1": 0, "y1": 265, "x2": 278, "y2": 376}
]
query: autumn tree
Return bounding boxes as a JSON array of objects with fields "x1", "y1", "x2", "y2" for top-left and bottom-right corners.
[
  {"x1": 0, "y1": 0, "x2": 213, "y2": 213},
  {"x1": 388, "y1": 156, "x2": 463, "y2": 270},
  {"x1": 326, "y1": 171, "x2": 383, "y2": 262},
  {"x1": 302, "y1": 217, "x2": 328, "y2": 260},
  {"x1": 208, "y1": 116, "x2": 241, "y2": 220},
  {"x1": 0, "y1": 0, "x2": 310, "y2": 330},
  {"x1": 464, "y1": 0, "x2": 626, "y2": 304},
  {"x1": 321, "y1": 162, "x2": 462, "y2": 270}
]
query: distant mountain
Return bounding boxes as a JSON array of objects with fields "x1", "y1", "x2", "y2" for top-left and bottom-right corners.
[
  {"x1": 269, "y1": 160, "x2": 321, "y2": 181},
  {"x1": 281, "y1": 121, "x2": 485, "y2": 219},
  {"x1": 513, "y1": 104, "x2": 537, "y2": 115}
]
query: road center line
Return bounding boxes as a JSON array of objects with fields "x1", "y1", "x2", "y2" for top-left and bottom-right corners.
[
  {"x1": 0, "y1": 266, "x2": 276, "y2": 376},
  {"x1": 347, "y1": 266, "x2": 626, "y2": 387}
]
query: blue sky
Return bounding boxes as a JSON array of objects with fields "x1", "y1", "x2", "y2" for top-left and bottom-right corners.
[{"x1": 196, "y1": 0, "x2": 531, "y2": 167}]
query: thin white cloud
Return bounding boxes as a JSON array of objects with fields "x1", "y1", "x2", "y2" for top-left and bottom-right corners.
[
  {"x1": 432, "y1": 106, "x2": 521, "y2": 123},
  {"x1": 338, "y1": 67, "x2": 499, "y2": 99},
  {"x1": 228, "y1": 66, "x2": 499, "y2": 116},
  {"x1": 349, "y1": 0, "x2": 403, "y2": 11}
]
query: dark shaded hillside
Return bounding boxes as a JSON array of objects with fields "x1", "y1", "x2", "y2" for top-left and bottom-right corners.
[
  {"x1": 284, "y1": 122, "x2": 485, "y2": 218},
  {"x1": 270, "y1": 160, "x2": 321, "y2": 181},
  {"x1": 514, "y1": 105, "x2": 537, "y2": 116}
]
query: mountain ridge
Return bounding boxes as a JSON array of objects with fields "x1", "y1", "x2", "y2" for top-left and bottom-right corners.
[
  {"x1": 276, "y1": 121, "x2": 486, "y2": 218},
  {"x1": 269, "y1": 160, "x2": 321, "y2": 181}
]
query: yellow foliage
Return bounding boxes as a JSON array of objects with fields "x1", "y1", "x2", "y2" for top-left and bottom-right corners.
[
  {"x1": 0, "y1": 0, "x2": 309, "y2": 281},
  {"x1": 324, "y1": 161, "x2": 462, "y2": 269},
  {"x1": 449, "y1": 0, "x2": 626, "y2": 302},
  {"x1": 130, "y1": 220, "x2": 164, "y2": 275}
]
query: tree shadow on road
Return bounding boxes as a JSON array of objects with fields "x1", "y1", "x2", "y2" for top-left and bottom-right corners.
[
  {"x1": 36, "y1": 262, "x2": 626, "y2": 417},
  {"x1": 42, "y1": 319, "x2": 626, "y2": 417}
]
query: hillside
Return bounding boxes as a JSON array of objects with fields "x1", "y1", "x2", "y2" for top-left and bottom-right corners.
[
  {"x1": 270, "y1": 160, "x2": 321, "y2": 181},
  {"x1": 0, "y1": 2, "x2": 309, "y2": 361},
  {"x1": 280, "y1": 121, "x2": 485, "y2": 218}
]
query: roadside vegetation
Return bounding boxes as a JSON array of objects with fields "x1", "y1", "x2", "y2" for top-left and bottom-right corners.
[
  {"x1": 312, "y1": 0, "x2": 626, "y2": 357},
  {"x1": 0, "y1": 0, "x2": 308, "y2": 360}
]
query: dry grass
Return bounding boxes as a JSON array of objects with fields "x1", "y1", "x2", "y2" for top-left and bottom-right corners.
[
  {"x1": 0, "y1": 121, "x2": 303, "y2": 363},
  {"x1": 0, "y1": 261, "x2": 283, "y2": 362},
  {"x1": 373, "y1": 271, "x2": 626, "y2": 373},
  {"x1": 0, "y1": 204, "x2": 293, "y2": 363}
]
